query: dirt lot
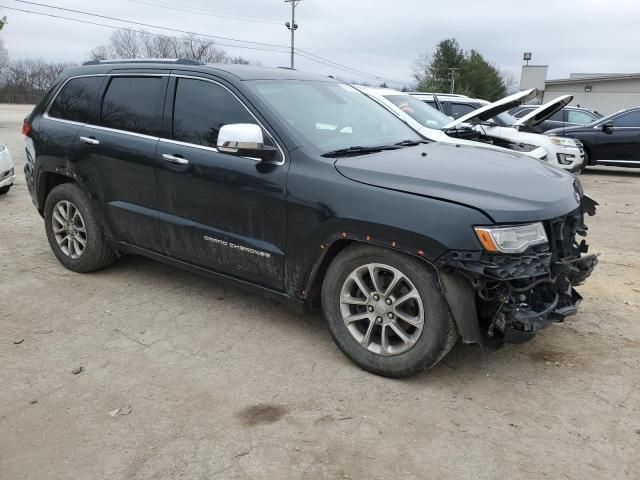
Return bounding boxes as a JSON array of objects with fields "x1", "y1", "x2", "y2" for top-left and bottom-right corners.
[{"x1": 1, "y1": 103, "x2": 639, "y2": 480}]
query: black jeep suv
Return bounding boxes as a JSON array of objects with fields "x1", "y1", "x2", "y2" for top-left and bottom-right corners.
[{"x1": 23, "y1": 60, "x2": 598, "y2": 377}]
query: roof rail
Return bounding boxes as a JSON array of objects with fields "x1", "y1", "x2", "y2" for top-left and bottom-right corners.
[
  {"x1": 408, "y1": 92, "x2": 468, "y2": 98},
  {"x1": 82, "y1": 58, "x2": 205, "y2": 66}
]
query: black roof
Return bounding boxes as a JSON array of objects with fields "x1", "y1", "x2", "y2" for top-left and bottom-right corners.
[{"x1": 68, "y1": 60, "x2": 333, "y2": 82}]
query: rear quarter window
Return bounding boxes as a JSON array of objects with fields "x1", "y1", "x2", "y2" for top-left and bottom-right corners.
[
  {"x1": 48, "y1": 76, "x2": 104, "y2": 124},
  {"x1": 100, "y1": 76, "x2": 165, "y2": 136}
]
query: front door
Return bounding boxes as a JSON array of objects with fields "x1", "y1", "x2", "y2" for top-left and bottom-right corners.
[
  {"x1": 593, "y1": 109, "x2": 640, "y2": 165},
  {"x1": 155, "y1": 75, "x2": 288, "y2": 290}
]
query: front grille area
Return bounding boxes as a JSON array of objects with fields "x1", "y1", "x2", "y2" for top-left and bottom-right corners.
[{"x1": 436, "y1": 195, "x2": 598, "y2": 344}]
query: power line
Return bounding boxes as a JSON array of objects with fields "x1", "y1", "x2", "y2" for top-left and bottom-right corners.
[
  {"x1": 10, "y1": 0, "x2": 289, "y2": 50},
  {"x1": 0, "y1": 5, "x2": 289, "y2": 54},
  {"x1": 2, "y1": 1, "x2": 409, "y2": 86},
  {"x1": 125, "y1": 0, "x2": 282, "y2": 26},
  {"x1": 304, "y1": 0, "x2": 372, "y2": 52}
]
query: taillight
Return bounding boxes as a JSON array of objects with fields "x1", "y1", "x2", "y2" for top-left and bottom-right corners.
[{"x1": 22, "y1": 120, "x2": 31, "y2": 137}]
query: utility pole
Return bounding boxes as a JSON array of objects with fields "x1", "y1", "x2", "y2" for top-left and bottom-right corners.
[
  {"x1": 447, "y1": 68, "x2": 460, "y2": 94},
  {"x1": 285, "y1": 0, "x2": 302, "y2": 69}
]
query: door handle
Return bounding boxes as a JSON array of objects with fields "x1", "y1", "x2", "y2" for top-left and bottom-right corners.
[
  {"x1": 162, "y1": 153, "x2": 189, "y2": 165},
  {"x1": 80, "y1": 136, "x2": 100, "y2": 145}
]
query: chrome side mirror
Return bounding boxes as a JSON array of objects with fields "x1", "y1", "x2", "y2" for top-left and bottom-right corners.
[{"x1": 217, "y1": 124, "x2": 278, "y2": 161}]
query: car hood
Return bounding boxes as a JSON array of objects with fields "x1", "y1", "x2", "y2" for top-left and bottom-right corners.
[
  {"x1": 513, "y1": 95, "x2": 573, "y2": 128},
  {"x1": 445, "y1": 89, "x2": 538, "y2": 128},
  {"x1": 334, "y1": 142, "x2": 580, "y2": 223}
]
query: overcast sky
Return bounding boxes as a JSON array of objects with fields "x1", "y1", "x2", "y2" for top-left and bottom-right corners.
[{"x1": 2, "y1": 0, "x2": 640, "y2": 88}]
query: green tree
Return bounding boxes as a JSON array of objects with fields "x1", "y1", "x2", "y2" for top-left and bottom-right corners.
[
  {"x1": 0, "y1": 16, "x2": 6, "y2": 30},
  {"x1": 457, "y1": 50, "x2": 507, "y2": 100},
  {"x1": 414, "y1": 39, "x2": 508, "y2": 101},
  {"x1": 414, "y1": 38, "x2": 465, "y2": 92}
]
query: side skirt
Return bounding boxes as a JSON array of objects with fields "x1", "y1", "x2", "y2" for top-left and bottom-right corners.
[{"x1": 112, "y1": 241, "x2": 306, "y2": 313}]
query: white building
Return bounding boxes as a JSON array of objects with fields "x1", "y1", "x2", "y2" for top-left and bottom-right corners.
[
  {"x1": 520, "y1": 65, "x2": 640, "y2": 115},
  {"x1": 542, "y1": 73, "x2": 640, "y2": 115}
]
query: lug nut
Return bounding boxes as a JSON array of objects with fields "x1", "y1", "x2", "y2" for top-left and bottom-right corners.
[
  {"x1": 373, "y1": 294, "x2": 379, "y2": 301},
  {"x1": 387, "y1": 312, "x2": 394, "y2": 319},
  {"x1": 368, "y1": 305, "x2": 374, "y2": 312},
  {"x1": 385, "y1": 298, "x2": 392, "y2": 305},
  {"x1": 376, "y1": 317, "x2": 382, "y2": 323}
]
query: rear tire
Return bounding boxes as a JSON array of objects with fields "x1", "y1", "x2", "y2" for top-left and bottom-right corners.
[
  {"x1": 321, "y1": 244, "x2": 458, "y2": 378},
  {"x1": 44, "y1": 183, "x2": 116, "y2": 273}
]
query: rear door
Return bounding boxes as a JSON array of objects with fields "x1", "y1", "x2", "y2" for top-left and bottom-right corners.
[
  {"x1": 75, "y1": 72, "x2": 169, "y2": 252},
  {"x1": 36, "y1": 75, "x2": 106, "y2": 202},
  {"x1": 155, "y1": 74, "x2": 288, "y2": 290},
  {"x1": 593, "y1": 109, "x2": 640, "y2": 165}
]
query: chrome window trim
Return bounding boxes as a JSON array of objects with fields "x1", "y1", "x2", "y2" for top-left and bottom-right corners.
[
  {"x1": 169, "y1": 73, "x2": 286, "y2": 165},
  {"x1": 159, "y1": 138, "x2": 218, "y2": 153},
  {"x1": 83, "y1": 124, "x2": 161, "y2": 141},
  {"x1": 44, "y1": 73, "x2": 107, "y2": 120},
  {"x1": 593, "y1": 108, "x2": 640, "y2": 129},
  {"x1": 43, "y1": 72, "x2": 286, "y2": 165},
  {"x1": 44, "y1": 73, "x2": 170, "y2": 119}
]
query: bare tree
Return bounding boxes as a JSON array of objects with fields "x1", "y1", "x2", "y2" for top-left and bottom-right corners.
[
  {"x1": 141, "y1": 33, "x2": 179, "y2": 59},
  {"x1": 501, "y1": 69, "x2": 519, "y2": 95},
  {"x1": 88, "y1": 45, "x2": 110, "y2": 62},
  {"x1": 0, "y1": 38, "x2": 8, "y2": 79},
  {"x1": 110, "y1": 30, "x2": 141, "y2": 59},
  {"x1": 87, "y1": 30, "x2": 251, "y2": 64},
  {"x1": 0, "y1": 58, "x2": 74, "y2": 103}
]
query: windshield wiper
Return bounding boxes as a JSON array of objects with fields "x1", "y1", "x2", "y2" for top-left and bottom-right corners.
[
  {"x1": 321, "y1": 145, "x2": 401, "y2": 158},
  {"x1": 394, "y1": 139, "x2": 429, "y2": 147}
]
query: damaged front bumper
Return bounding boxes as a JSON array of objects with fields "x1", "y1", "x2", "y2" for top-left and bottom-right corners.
[{"x1": 437, "y1": 195, "x2": 598, "y2": 346}]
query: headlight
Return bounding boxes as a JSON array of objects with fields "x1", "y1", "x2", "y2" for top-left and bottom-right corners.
[
  {"x1": 549, "y1": 136, "x2": 578, "y2": 148},
  {"x1": 474, "y1": 223, "x2": 548, "y2": 253}
]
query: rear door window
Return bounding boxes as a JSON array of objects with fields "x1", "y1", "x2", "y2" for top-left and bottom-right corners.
[
  {"x1": 100, "y1": 76, "x2": 165, "y2": 136},
  {"x1": 450, "y1": 102, "x2": 476, "y2": 119},
  {"x1": 48, "y1": 76, "x2": 104, "y2": 124},
  {"x1": 567, "y1": 110, "x2": 596, "y2": 125},
  {"x1": 548, "y1": 110, "x2": 563, "y2": 121}
]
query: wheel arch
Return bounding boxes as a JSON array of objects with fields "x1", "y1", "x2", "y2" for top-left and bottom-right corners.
[
  {"x1": 301, "y1": 235, "x2": 493, "y2": 350},
  {"x1": 300, "y1": 232, "x2": 442, "y2": 313},
  {"x1": 36, "y1": 169, "x2": 75, "y2": 214}
]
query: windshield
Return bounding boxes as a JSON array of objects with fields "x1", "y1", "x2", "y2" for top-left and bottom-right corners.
[
  {"x1": 247, "y1": 80, "x2": 421, "y2": 154},
  {"x1": 382, "y1": 94, "x2": 451, "y2": 129},
  {"x1": 493, "y1": 111, "x2": 517, "y2": 127}
]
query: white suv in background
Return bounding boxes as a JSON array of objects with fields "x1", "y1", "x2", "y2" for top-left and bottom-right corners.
[
  {"x1": 356, "y1": 86, "x2": 548, "y2": 159},
  {"x1": 0, "y1": 143, "x2": 16, "y2": 195},
  {"x1": 411, "y1": 90, "x2": 586, "y2": 172}
]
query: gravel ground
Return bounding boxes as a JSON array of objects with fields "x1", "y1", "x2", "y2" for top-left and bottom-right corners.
[{"x1": 1, "y1": 104, "x2": 639, "y2": 480}]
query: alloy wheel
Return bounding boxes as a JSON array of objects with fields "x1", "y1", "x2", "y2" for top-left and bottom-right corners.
[
  {"x1": 339, "y1": 263, "x2": 425, "y2": 356},
  {"x1": 51, "y1": 200, "x2": 87, "y2": 259}
]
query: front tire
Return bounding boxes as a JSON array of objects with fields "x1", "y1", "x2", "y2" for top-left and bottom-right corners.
[
  {"x1": 0, "y1": 185, "x2": 10, "y2": 195},
  {"x1": 44, "y1": 183, "x2": 116, "y2": 273},
  {"x1": 322, "y1": 245, "x2": 458, "y2": 378},
  {"x1": 579, "y1": 149, "x2": 590, "y2": 174}
]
